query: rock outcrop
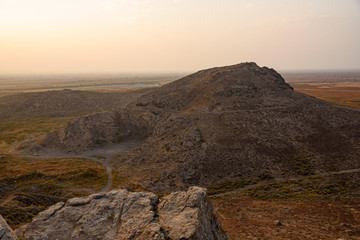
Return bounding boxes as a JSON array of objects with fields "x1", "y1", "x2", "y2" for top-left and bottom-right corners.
[
  {"x1": 12, "y1": 187, "x2": 227, "y2": 240},
  {"x1": 0, "y1": 215, "x2": 17, "y2": 240},
  {"x1": 31, "y1": 108, "x2": 158, "y2": 153},
  {"x1": 158, "y1": 187, "x2": 227, "y2": 239}
]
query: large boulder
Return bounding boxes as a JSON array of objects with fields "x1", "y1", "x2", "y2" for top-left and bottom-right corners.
[{"x1": 14, "y1": 187, "x2": 227, "y2": 240}]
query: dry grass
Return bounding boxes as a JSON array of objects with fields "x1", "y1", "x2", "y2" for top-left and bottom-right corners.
[
  {"x1": 210, "y1": 172, "x2": 360, "y2": 239},
  {"x1": 111, "y1": 168, "x2": 147, "y2": 192},
  {"x1": 0, "y1": 155, "x2": 107, "y2": 190},
  {"x1": 0, "y1": 117, "x2": 72, "y2": 153},
  {"x1": 292, "y1": 82, "x2": 360, "y2": 109},
  {"x1": 211, "y1": 198, "x2": 360, "y2": 240},
  {"x1": 0, "y1": 155, "x2": 107, "y2": 228}
]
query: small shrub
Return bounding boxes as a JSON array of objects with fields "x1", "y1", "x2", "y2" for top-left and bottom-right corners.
[
  {"x1": 294, "y1": 154, "x2": 313, "y2": 176},
  {"x1": 257, "y1": 173, "x2": 274, "y2": 180}
]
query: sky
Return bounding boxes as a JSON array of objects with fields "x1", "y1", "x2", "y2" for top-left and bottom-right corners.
[{"x1": 0, "y1": 0, "x2": 359, "y2": 74}]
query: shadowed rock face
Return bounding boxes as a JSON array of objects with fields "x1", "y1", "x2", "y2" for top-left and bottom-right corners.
[
  {"x1": 32, "y1": 62, "x2": 360, "y2": 192},
  {"x1": 31, "y1": 108, "x2": 158, "y2": 153},
  {"x1": 13, "y1": 187, "x2": 227, "y2": 240}
]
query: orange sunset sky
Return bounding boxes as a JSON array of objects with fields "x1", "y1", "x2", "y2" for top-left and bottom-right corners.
[{"x1": 0, "y1": 0, "x2": 359, "y2": 74}]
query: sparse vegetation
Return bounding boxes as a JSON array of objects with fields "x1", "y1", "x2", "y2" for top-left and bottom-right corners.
[
  {"x1": 210, "y1": 171, "x2": 360, "y2": 239},
  {"x1": 256, "y1": 173, "x2": 274, "y2": 180},
  {"x1": 0, "y1": 155, "x2": 107, "y2": 190},
  {"x1": 208, "y1": 179, "x2": 257, "y2": 195},
  {"x1": 0, "y1": 117, "x2": 72, "y2": 152},
  {"x1": 294, "y1": 154, "x2": 313, "y2": 176},
  {"x1": 207, "y1": 174, "x2": 274, "y2": 195},
  {"x1": 111, "y1": 168, "x2": 147, "y2": 192},
  {"x1": 211, "y1": 195, "x2": 360, "y2": 240},
  {"x1": 0, "y1": 155, "x2": 107, "y2": 228},
  {"x1": 243, "y1": 172, "x2": 360, "y2": 201}
]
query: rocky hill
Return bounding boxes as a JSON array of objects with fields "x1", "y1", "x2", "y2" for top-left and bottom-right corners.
[
  {"x1": 3, "y1": 187, "x2": 227, "y2": 240},
  {"x1": 0, "y1": 88, "x2": 153, "y2": 121},
  {"x1": 31, "y1": 62, "x2": 360, "y2": 193}
]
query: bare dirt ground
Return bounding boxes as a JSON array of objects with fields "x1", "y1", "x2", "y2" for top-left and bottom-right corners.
[
  {"x1": 212, "y1": 198, "x2": 360, "y2": 240},
  {"x1": 210, "y1": 169, "x2": 360, "y2": 239}
]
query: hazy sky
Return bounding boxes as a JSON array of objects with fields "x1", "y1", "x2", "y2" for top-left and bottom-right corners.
[{"x1": 0, "y1": 0, "x2": 359, "y2": 74}]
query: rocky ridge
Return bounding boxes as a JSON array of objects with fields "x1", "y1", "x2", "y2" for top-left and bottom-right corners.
[
  {"x1": 0, "y1": 88, "x2": 153, "y2": 121},
  {"x1": 5, "y1": 187, "x2": 226, "y2": 240},
  {"x1": 30, "y1": 62, "x2": 360, "y2": 193}
]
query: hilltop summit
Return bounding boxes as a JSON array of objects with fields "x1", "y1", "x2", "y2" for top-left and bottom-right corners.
[{"x1": 142, "y1": 62, "x2": 293, "y2": 110}]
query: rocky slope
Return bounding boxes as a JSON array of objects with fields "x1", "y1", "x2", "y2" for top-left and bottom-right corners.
[
  {"x1": 7, "y1": 187, "x2": 227, "y2": 240},
  {"x1": 0, "y1": 88, "x2": 153, "y2": 121},
  {"x1": 31, "y1": 62, "x2": 360, "y2": 193},
  {"x1": 31, "y1": 107, "x2": 158, "y2": 153}
]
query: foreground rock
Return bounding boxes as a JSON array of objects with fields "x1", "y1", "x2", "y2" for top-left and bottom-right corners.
[
  {"x1": 159, "y1": 187, "x2": 227, "y2": 239},
  {"x1": 0, "y1": 215, "x2": 17, "y2": 240},
  {"x1": 13, "y1": 187, "x2": 227, "y2": 240}
]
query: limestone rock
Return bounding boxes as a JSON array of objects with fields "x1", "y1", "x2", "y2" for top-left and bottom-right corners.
[
  {"x1": 0, "y1": 215, "x2": 17, "y2": 240},
  {"x1": 16, "y1": 187, "x2": 227, "y2": 240},
  {"x1": 158, "y1": 186, "x2": 228, "y2": 240},
  {"x1": 19, "y1": 190, "x2": 161, "y2": 240}
]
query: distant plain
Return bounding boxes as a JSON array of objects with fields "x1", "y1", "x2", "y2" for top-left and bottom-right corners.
[
  {"x1": 283, "y1": 70, "x2": 360, "y2": 109},
  {"x1": 0, "y1": 73, "x2": 185, "y2": 97}
]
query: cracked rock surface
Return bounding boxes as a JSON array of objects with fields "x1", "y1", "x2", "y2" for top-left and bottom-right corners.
[
  {"x1": 159, "y1": 186, "x2": 227, "y2": 240},
  {"x1": 13, "y1": 187, "x2": 227, "y2": 240}
]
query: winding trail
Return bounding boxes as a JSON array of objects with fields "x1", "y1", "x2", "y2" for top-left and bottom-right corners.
[
  {"x1": 19, "y1": 140, "x2": 142, "y2": 193},
  {"x1": 211, "y1": 168, "x2": 360, "y2": 197}
]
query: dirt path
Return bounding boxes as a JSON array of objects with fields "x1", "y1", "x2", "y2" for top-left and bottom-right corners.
[
  {"x1": 212, "y1": 168, "x2": 360, "y2": 197},
  {"x1": 19, "y1": 139, "x2": 142, "y2": 193}
]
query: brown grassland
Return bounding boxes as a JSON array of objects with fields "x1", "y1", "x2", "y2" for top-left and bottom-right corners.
[
  {"x1": 0, "y1": 117, "x2": 72, "y2": 153},
  {"x1": 283, "y1": 70, "x2": 360, "y2": 109},
  {"x1": 291, "y1": 81, "x2": 360, "y2": 109},
  {"x1": 210, "y1": 172, "x2": 360, "y2": 239},
  {"x1": 0, "y1": 155, "x2": 107, "y2": 229}
]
